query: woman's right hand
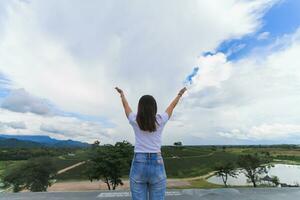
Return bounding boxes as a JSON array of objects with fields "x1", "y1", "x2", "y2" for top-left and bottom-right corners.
[{"x1": 178, "y1": 87, "x2": 187, "y2": 97}]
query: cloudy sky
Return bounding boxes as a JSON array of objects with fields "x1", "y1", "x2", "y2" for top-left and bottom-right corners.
[{"x1": 0, "y1": 0, "x2": 300, "y2": 145}]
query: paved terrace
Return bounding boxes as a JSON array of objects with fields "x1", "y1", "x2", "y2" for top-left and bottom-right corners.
[{"x1": 1, "y1": 188, "x2": 299, "y2": 200}]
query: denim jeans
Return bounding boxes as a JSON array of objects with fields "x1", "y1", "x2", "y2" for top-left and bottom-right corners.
[{"x1": 129, "y1": 152, "x2": 167, "y2": 200}]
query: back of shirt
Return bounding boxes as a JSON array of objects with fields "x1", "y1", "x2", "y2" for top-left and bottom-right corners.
[{"x1": 127, "y1": 112, "x2": 169, "y2": 153}]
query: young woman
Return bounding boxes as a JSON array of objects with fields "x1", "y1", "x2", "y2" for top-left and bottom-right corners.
[{"x1": 115, "y1": 87, "x2": 187, "y2": 200}]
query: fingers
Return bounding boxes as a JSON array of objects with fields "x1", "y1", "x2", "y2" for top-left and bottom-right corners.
[
  {"x1": 178, "y1": 87, "x2": 187, "y2": 96},
  {"x1": 115, "y1": 87, "x2": 120, "y2": 92},
  {"x1": 115, "y1": 87, "x2": 123, "y2": 94},
  {"x1": 180, "y1": 87, "x2": 187, "y2": 93}
]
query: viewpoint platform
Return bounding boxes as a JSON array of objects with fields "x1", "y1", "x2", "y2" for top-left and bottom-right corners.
[{"x1": 1, "y1": 188, "x2": 299, "y2": 200}]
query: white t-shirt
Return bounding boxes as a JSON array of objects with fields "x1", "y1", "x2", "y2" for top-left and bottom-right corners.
[{"x1": 128, "y1": 111, "x2": 169, "y2": 153}]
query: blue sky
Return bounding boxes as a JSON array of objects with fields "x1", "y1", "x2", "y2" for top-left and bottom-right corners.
[
  {"x1": 208, "y1": 0, "x2": 300, "y2": 61},
  {"x1": 0, "y1": 0, "x2": 300, "y2": 144}
]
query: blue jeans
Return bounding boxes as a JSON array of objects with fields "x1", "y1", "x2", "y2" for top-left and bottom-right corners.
[{"x1": 129, "y1": 152, "x2": 167, "y2": 200}]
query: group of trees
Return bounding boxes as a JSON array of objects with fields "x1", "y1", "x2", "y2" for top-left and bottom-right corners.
[
  {"x1": 2, "y1": 140, "x2": 133, "y2": 192},
  {"x1": 0, "y1": 147, "x2": 76, "y2": 161},
  {"x1": 173, "y1": 141, "x2": 182, "y2": 146},
  {"x1": 2, "y1": 157, "x2": 57, "y2": 192},
  {"x1": 3, "y1": 143, "x2": 286, "y2": 192},
  {"x1": 214, "y1": 153, "x2": 278, "y2": 187}
]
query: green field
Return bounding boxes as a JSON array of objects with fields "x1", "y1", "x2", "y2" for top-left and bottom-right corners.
[
  {"x1": 0, "y1": 149, "x2": 88, "y2": 180},
  {"x1": 164, "y1": 151, "x2": 238, "y2": 178},
  {"x1": 54, "y1": 146, "x2": 227, "y2": 181},
  {"x1": 55, "y1": 162, "x2": 88, "y2": 181},
  {"x1": 0, "y1": 161, "x2": 24, "y2": 177},
  {"x1": 54, "y1": 145, "x2": 300, "y2": 181},
  {"x1": 1, "y1": 145, "x2": 300, "y2": 187}
]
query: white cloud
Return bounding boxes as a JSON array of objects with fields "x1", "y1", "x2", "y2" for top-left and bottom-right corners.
[
  {"x1": 0, "y1": 121, "x2": 26, "y2": 130},
  {"x1": 0, "y1": 0, "x2": 276, "y2": 113},
  {"x1": 219, "y1": 123, "x2": 300, "y2": 140},
  {"x1": 257, "y1": 31, "x2": 270, "y2": 40},
  {"x1": 181, "y1": 28, "x2": 300, "y2": 143},
  {"x1": 0, "y1": 0, "x2": 284, "y2": 144},
  {"x1": 186, "y1": 53, "x2": 232, "y2": 96},
  {"x1": 1, "y1": 88, "x2": 53, "y2": 115},
  {"x1": 250, "y1": 123, "x2": 300, "y2": 139},
  {"x1": 0, "y1": 108, "x2": 113, "y2": 143},
  {"x1": 40, "y1": 119, "x2": 112, "y2": 142}
]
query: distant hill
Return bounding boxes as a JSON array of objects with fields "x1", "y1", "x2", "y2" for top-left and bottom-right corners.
[
  {"x1": 0, "y1": 137, "x2": 43, "y2": 148},
  {"x1": 0, "y1": 134, "x2": 90, "y2": 148}
]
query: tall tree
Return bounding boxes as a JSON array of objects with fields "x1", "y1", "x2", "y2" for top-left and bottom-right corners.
[
  {"x1": 86, "y1": 141, "x2": 133, "y2": 190},
  {"x1": 237, "y1": 154, "x2": 271, "y2": 187},
  {"x1": 3, "y1": 157, "x2": 57, "y2": 192},
  {"x1": 214, "y1": 162, "x2": 237, "y2": 187}
]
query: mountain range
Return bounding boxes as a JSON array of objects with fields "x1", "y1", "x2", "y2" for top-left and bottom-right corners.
[{"x1": 0, "y1": 134, "x2": 90, "y2": 148}]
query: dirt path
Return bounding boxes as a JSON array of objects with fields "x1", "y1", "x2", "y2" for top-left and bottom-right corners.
[
  {"x1": 182, "y1": 171, "x2": 216, "y2": 181},
  {"x1": 48, "y1": 161, "x2": 215, "y2": 191},
  {"x1": 49, "y1": 168, "x2": 213, "y2": 191},
  {"x1": 57, "y1": 161, "x2": 86, "y2": 174},
  {"x1": 164, "y1": 152, "x2": 214, "y2": 159},
  {"x1": 48, "y1": 178, "x2": 191, "y2": 191}
]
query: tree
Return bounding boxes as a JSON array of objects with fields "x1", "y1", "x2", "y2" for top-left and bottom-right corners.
[
  {"x1": 237, "y1": 154, "x2": 271, "y2": 187},
  {"x1": 173, "y1": 141, "x2": 182, "y2": 146},
  {"x1": 214, "y1": 162, "x2": 237, "y2": 187},
  {"x1": 86, "y1": 141, "x2": 133, "y2": 190},
  {"x1": 3, "y1": 157, "x2": 57, "y2": 192},
  {"x1": 222, "y1": 146, "x2": 226, "y2": 152},
  {"x1": 91, "y1": 140, "x2": 100, "y2": 149},
  {"x1": 270, "y1": 175, "x2": 280, "y2": 186}
]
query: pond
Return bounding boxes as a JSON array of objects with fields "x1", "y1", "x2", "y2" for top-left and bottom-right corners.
[{"x1": 207, "y1": 164, "x2": 300, "y2": 186}]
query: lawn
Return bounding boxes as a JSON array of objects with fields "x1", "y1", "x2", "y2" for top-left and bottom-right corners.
[
  {"x1": 164, "y1": 150, "x2": 239, "y2": 178},
  {"x1": 2, "y1": 146, "x2": 300, "y2": 183},
  {"x1": 55, "y1": 147, "x2": 240, "y2": 180},
  {"x1": 0, "y1": 161, "x2": 25, "y2": 177},
  {"x1": 55, "y1": 162, "x2": 88, "y2": 181}
]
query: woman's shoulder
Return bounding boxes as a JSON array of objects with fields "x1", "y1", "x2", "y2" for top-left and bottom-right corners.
[
  {"x1": 156, "y1": 112, "x2": 169, "y2": 124},
  {"x1": 128, "y1": 112, "x2": 137, "y2": 124}
]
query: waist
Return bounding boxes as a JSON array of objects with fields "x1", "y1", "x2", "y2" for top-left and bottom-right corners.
[{"x1": 133, "y1": 152, "x2": 162, "y2": 160}]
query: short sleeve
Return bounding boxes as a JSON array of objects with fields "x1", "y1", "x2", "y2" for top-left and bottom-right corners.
[
  {"x1": 159, "y1": 112, "x2": 169, "y2": 124},
  {"x1": 127, "y1": 112, "x2": 136, "y2": 124}
]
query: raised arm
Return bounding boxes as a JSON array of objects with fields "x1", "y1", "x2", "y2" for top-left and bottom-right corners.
[
  {"x1": 115, "y1": 87, "x2": 132, "y2": 118},
  {"x1": 165, "y1": 87, "x2": 187, "y2": 118}
]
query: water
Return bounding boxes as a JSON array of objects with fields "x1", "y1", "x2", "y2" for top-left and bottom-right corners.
[{"x1": 207, "y1": 164, "x2": 300, "y2": 186}]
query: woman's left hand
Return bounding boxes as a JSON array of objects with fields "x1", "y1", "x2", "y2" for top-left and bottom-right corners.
[{"x1": 115, "y1": 87, "x2": 124, "y2": 95}]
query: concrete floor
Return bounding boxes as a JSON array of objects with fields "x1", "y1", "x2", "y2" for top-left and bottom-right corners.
[{"x1": 1, "y1": 188, "x2": 300, "y2": 200}]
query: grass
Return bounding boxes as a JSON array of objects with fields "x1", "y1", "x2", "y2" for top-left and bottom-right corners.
[
  {"x1": 52, "y1": 157, "x2": 83, "y2": 171},
  {"x1": 55, "y1": 162, "x2": 88, "y2": 181},
  {"x1": 164, "y1": 151, "x2": 239, "y2": 178},
  {"x1": 0, "y1": 160, "x2": 25, "y2": 177},
  {"x1": 273, "y1": 155, "x2": 300, "y2": 163},
  {"x1": 162, "y1": 146, "x2": 213, "y2": 158},
  {"x1": 54, "y1": 148, "x2": 240, "y2": 181},
  {"x1": 2, "y1": 146, "x2": 300, "y2": 186},
  {"x1": 188, "y1": 179, "x2": 223, "y2": 189},
  {"x1": 0, "y1": 151, "x2": 86, "y2": 179},
  {"x1": 53, "y1": 146, "x2": 300, "y2": 182}
]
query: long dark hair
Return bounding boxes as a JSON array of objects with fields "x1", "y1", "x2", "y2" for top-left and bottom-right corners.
[{"x1": 136, "y1": 95, "x2": 158, "y2": 132}]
